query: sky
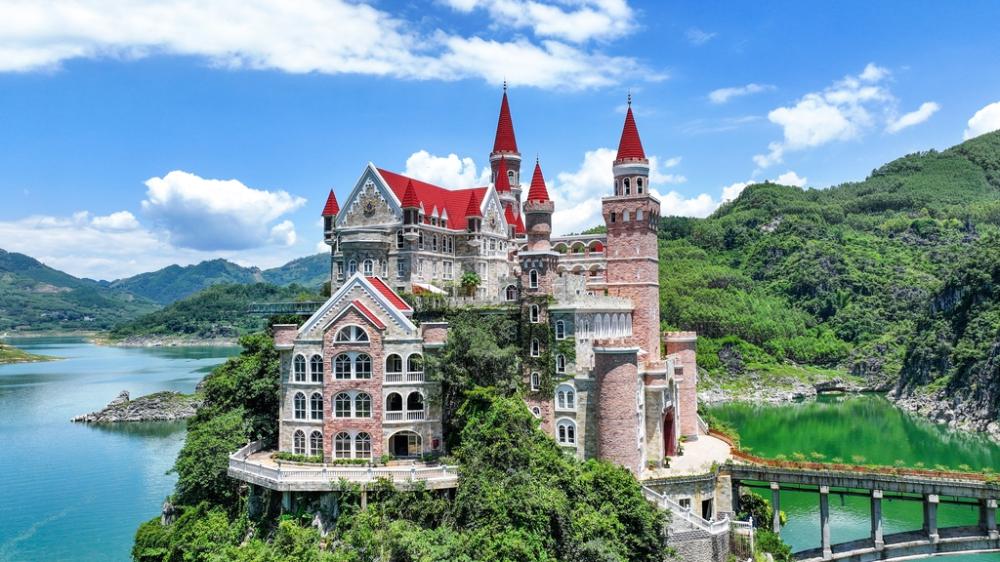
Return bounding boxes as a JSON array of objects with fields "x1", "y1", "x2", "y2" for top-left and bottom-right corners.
[{"x1": 1, "y1": 0, "x2": 1000, "y2": 281}]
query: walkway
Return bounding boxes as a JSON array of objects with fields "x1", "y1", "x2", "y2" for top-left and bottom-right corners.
[{"x1": 644, "y1": 433, "x2": 732, "y2": 478}]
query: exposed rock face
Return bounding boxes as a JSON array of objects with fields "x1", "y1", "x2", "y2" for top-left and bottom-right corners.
[
  {"x1": 890, "y1": 391, "x2": 1000, "y2": 443},
  {"x1": 71, "y1": 390, "x2": 201, "y2": 423}
]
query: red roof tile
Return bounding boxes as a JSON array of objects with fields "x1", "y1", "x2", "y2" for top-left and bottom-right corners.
[
  {"x1": 515, "y1": 211, "x2": 525, "y2": 234},
  {"x1": 494, "y1": 156, "x2": 511, "y2": 192},
  {"x1": 616, "y1": 106, "x2": 646, "y2": 161},
  {"x1": 504, "y1": 203, "x2": 517, "y2": 227},
  {"x1": 464, "y1": 191, "x2": 482, "y2": 217},
  {"x1": 350, "y1": 299, "x2": 386, "y2": 330},
  {"x1": 492, "y1": 90, "x2": 518, "y2": 154},
  {"x1": 321, "y1": 189, "x2": 340, "y2": 216},
  {"x1": 377, "y1": 168, "x2": 487, "y2": 230},
  {"x1": 366, "y1": 276, "x2": 412, "y2": 312},
  {"x1": 526, "y1": 161, "x2": 550, "y2": 202},
  {"x1": 400, "y1": 179, "x2": 420, "y2": 208}
]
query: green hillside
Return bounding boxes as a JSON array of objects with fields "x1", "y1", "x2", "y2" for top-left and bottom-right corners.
[
  {"x1": 0, "y1": 249, "x2": 158, "y2": 333},
  {"x1": 660, "y1": 131, "x2": 1000, "y2": 400},
  {"x1": 261, "y1": 253, "x2": 328, "y2": 288}
]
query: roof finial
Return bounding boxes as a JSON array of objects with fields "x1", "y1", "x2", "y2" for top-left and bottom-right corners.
[
  {"x1": 503, "y1": 78, "x2": 507, "y2": 93},
  {"x1": 627, "y1": 89, "x2": 632, "y2": 107}
]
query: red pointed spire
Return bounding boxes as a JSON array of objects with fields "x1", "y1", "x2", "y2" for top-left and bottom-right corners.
[
  {"x1": 515, "y1": 212, "x2": 525, "y2": 234},
  {"x1": 400, "y1": 179, "x2": 420, "y2": 208},
  {"x1": 615, "y1": 102, "x2": 646, "y2": 161},
  {"x1": 492, "y1": 87, "x2": 519, "y2": 154},
  {"x1": 494, "y1": 156, "x2": 511, "y2": 192},
  {"x1": 464, "y1": 192, "x2": 482, "y2": 217},
  {"x1": 504, "y1": 203, "x2": 517, "y2": 225},
  {"x1": 321, "y1": 189, "x2": 340, "y2": 216},
  {"x1": 526, "y1": 160, "x2": 550, "y2": 202}
]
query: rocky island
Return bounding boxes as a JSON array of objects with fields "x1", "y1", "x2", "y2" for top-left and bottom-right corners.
[{"x1": 71, "y1": 390, "x2": 201, "y2": 423}]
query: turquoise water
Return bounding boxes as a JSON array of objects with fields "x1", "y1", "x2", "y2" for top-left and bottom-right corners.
[
  {"x1": 710, "y1": 394, "x2": 1000, "y2": 561},
  {"x1": 0, "y1": 338, "x2": 238, "y2": 562}
]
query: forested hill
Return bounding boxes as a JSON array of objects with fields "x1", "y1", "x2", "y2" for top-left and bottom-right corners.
[{"x1": 661, "y1": 130, "x2": 1000, "y2": 413}]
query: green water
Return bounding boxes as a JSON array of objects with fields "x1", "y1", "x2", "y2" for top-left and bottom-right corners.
[
  {"x1": 709, "y1": 394, "x2": 1000, "y2": 560},
  {"x1": 0, "y1": 337, "x2": 239, "y2": 562}
]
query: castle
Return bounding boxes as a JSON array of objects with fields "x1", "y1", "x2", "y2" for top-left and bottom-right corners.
[{"x1": 270, "y1": 89, "x2": 701, "y2": 476}]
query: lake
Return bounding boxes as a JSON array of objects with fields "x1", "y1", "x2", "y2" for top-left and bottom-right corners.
[
  {"x1": 0, "y1": 337, "x2": 239, "y2": 562},
  {"x1": 709, "y1": 394, "x2": 1000, "y2": 561}
]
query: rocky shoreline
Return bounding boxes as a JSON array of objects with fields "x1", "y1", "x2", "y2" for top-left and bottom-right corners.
[
  {"x1": 699, "y1": 376, "x2": 869, "y2": 405},
  {"x1": 889, "y1": 391, "x2": 1000, "y2": 443},
  {"x1": 71, "y1": 390, "x2": 202, "y2": 423},
  {"x1": 98, "y1": 336, "x2": 239, "y2": 348}
]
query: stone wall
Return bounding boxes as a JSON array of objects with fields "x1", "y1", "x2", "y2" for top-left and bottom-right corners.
[
  {"x1": 665, "y1": 332, "x2": 699, "y2": 438},
  {"x1": 667, "y1": 530, "x2": 730, "y2": 562},
  {"x1": 593, "y1": 346, "x2": 642, "y2": 474}
]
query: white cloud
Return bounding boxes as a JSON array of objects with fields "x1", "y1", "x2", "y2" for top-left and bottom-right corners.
[
  {"x1": 754, "y1": 63, "x2": 936, "y2": 168},
  {"x1": 653, "y1": 190, "x2": 718, "y2": 218},
  {"x1": 0, "y1": 0, "x2": 651, "y2": 90},
  {"x1": 963, "y1": 101, "x2": 1000, "y2": 140},
  {"x1": 90, "y1": 210, "x2": 140, "y2": 231},
  {"x1": 886, "y1": 102, "x2": 940, "y2": 134},
  {"x1": 774, "y1": 171, "x2": 808, "y2": 187},
  {"x1": 404, "y1": 151, "x2": 491, "y2": 189},
  {"x1": 708, "y1": 83, "x2": 775, "y2": 104},
  {"x1": 441, "y1": 0, "x2": 634, "y2": 44},
  {"x1": 141, "y1": 170, "x2": 305, "y2": 251},
  {"x1": 721, "y1": 181, "x2": 750, "y2": 203},
  {"x1": 685, "y1": 28, "x2": 716, "y2": 45}
]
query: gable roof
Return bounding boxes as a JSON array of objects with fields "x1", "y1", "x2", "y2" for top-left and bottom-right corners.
[
  {"x1": 366, "y1": 276, "x2": 412, "y2": 312},
  {"x1": 298, "y1": 274, "x2": 416, "y2": 337},
  {"x1": 376, "y1": 168, "x2": 487, "y2": 230}
]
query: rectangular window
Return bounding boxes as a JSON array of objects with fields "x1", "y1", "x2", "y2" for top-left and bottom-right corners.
[{"x1": 397, "y1": 260, "x2": 406, "y2": 278}]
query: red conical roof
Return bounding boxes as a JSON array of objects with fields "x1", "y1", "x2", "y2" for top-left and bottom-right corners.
[
  {"x1": 492, "y1": 90, "x2": 518, "y2": 154},
  {"x1": 464, "y1": 191, "x2": 482, "y2": 217},
  {"x1": 504, "y1": 203, "x2": 517, "y2": 225},
  {"x1": 515, "y1": 212, "x2": 525, "y2": 234},
  {"x1": 321, "y1": 189, "x2": 340, "y2": 216},
  {"x1": 400, "y1": 179, "x2": 420, "y2": 208},
  {"x1": 494, "y1": 156, "x2": 511, "y2": 192},
  {"x1": 526, "y1": 161, "x2": 550, "y2": 202},
  {"x1": 616, "y1": 105, "x2": 646, "y2": 161}
]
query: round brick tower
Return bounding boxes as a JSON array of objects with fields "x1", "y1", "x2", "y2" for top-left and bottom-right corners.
[{"x1": 594, "y1": 345, "x2": 643, "y2": 474}]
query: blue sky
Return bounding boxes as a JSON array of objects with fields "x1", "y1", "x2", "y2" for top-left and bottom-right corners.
[{"x1": 1, "y1": 0, "x2": 999, "y2": 280}]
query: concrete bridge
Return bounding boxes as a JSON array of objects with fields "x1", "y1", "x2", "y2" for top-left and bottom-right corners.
[{"x1": 727, "y1": 464, "x2": 1000, "y2": 561}]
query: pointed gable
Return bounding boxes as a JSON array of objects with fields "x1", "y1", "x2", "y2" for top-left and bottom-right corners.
[
  {"x1": 465, "y1": 191, "x2": 482, "y2": 217},
  {"x1": 492, "y1": 89, "x2": 518, "y2": 154},
  {"x1": 526, "y1": 161, "x2": 550, "y2": 202},
  {"x1": 377, "y1": 168, "x2": 487, "y2": 230},
  {"x1": 299, "y1": 274, "x2": 417, "y2": 338},
  {"x1": 321, "y1": 189, "x2": 340, "y2": 216},
  {"x1": 494, "y1": 156, "x2": 511, "y2": 193},
  {"x1": 400, "y1": 179, "x2": 420, "y2": 208},
  {"x1": 616, "y1": 105, "x2": 646, "y2": 161}
]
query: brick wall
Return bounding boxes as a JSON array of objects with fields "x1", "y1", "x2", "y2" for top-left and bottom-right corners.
[
  {"x1": 593, "y1": 346, "x2": 642, "y2": 474},
  {"x1": 665, "y1": 332, "x2": 699, "y2": 438}
]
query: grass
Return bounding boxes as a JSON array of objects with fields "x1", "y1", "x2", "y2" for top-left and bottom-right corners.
[{"x1": 0, "y1": 342, "x2": 55, "y2": 364}]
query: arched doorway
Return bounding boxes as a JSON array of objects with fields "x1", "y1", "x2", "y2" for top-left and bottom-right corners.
[
  {"x1": 388, "y1": 431, "x2": 422, "y2": 458},
  {"x1": 664, "y1": 406, "x2": 677, "y2": 457}
]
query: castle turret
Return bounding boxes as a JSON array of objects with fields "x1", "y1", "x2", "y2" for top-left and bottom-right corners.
[
  {"x1": 490, "y1": 85, "x2": 523, "y2": 218},
  {"x1": 322, "y1": 189, "x2": 339, "y2": 244},
  {"x1": 523, "y1": 160, "x2": 553, "y2": 252}
]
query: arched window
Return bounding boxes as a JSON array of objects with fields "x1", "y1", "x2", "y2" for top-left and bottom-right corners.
[
  {"x1": 293, "y1": 430, "x2": 306, "y2": 454},
  {"x1": 355, "y1": 432, "x2": 372, "y2": 459},
  {"x1": 407, "y1": 391, "x2": 424, "y2": 412},
  {"x1": 310, "y1": 355, "x2": 324, "y2": 383},
  {"x1": 529, "y1": 304, "x2": 540, "y2": 323},
  {"x1": 555, "y1": 320, "x2": 566, "y2": 339},
  {"x1": 293, "y1": 392, "x2": 306, "y2": 419},
  {"x1": 407, "y1": 354, "x2": 423, "y2": 373},
  {"x1": 386, "y1": 392, "x2": 403, "y2": 412},
  {"x1": 335, "y1": 353, "x2": 351, "y2": 379},
  {"x1": 396, "y1": 230, "x2": 404, "y2": 248},
  {"x1": 386, "y1": 354, "x2": 403, "y2": 374},
  {"x1": 336, "y1": 325, "x2": 369, "y2": 342},
  {"x1": 310, "y1": 431, "x2": 323, "y2": 457},
  {"x1": 505, "y1": 285, "x2": 518, "y2": 301},
  {"x1": 334, "y1": 393, "x2": 351, "y2": 417},
  {"x1": 530, "y1": 372, "x2": 540, "y2": 391},
  {"x1": 347, "y1": 260, "x2": 357, "y2": 275},
  {"x1": 355, "y1": 353, "x2": 372, "y2": 379},
  {"x1": 624, "y1": 178, "x2": 631, "y2": 195},
  {"x1": 530, "y1": 338, "x2": 540, "y2": 357},
  {"x1": 355, "y1": 393, "x2": 372, "y2": 418},
  {"x1": 555, "y1": 354, "x2": 566, "y2": 373},
  {"x1": 310, "y1": 392, "x2": 323, "y2": 420},
  {"x1": 334, "y1": 432, "x2": 351, "y2": 459},
  {"x1": 363, "y1": 259, "x2": 374, "y2": 276},
  {"x1": 293, "y1": 355, "x2": 306, "y2": 382},
  {"x1": 637, "y1": 177, "x2": 644, "y2": 193},
  {"x1": 532, "y1": 407, "x2": 541, "y2": 418},
  {"x1": 529, "y1": 269, "x2": 538, "y2": 289},
  {"x1": 557, "y1": 385, "x2": 575, "y2": 409},
  {"x1": 557, "y1": 419, "x2": 576, "y2": 445},
  {"x1": 432, "y1": 235, "x2": 438, "y2": 252}
]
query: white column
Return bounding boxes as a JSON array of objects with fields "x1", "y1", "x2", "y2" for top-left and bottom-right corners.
[
  {"x1": 871, "y1": 490, "x2": 884, "y2": 550},
  {"x1": 924, "y1": 494, "x2": 940, "y2": 543},
  {"x1": 771, "y1": 482, "x2": 781, "y2": 533},
  {"x1": 820, "y1": 486, "x2": 832, "y2": 561}
]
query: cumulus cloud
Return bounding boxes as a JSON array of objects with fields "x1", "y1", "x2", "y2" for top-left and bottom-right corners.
[
  {"x1": 90, "y1": 210, "x2": 140, "y2": 231},
  {"x1": 141, "y1": 170, "x2": 305, "y2": 251},
  {"x1": 708, "y1": 83, "x2": 776, "y2": 104},
  {"x1": 0, "y1": 0, "x2": 652, "y2": 90},
  {"x1": 774, "y1": 170, "x2": 808, "y2": 187},
  {"x1": 404, "y1": 151, "x2": 491, "y2": 188},
  {"x1": 964, "y1": 101, "x2": 1000, "y2": 140},
  {"x1": 886, "y1": 102, "x2": 940, "y2": 134},
  {"x1": 685, "y1": 28, "x2": 716, "y2": 45},
  {"x1": 440, "y1": 0, "x2": 634, "y2": 44},
  {"x1": 754, "y1": 63, "x2": 938, "y2": 168}
]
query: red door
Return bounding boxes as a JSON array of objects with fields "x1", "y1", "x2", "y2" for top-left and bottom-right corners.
[{"x1": 664, "y1": 407, "x2": 676, "y2": 456}]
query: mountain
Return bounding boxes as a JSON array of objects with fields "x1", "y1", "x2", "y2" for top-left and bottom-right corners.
[
  {"x1": 261, "y1": 253, "x2": 329, "y2": 288},
  {"x1": 0, "y1": 249, "x2": 158, "y2": 332}
]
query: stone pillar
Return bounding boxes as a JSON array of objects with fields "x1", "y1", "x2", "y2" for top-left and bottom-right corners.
[
  {"x1": 820, "y1": 486, "x2": 832, "y2": 561},
  {"x1": 731, "y1": 480, "x2": 741, "y2": 517},
  {"x1": 281, "y1": 491, "x2": 292, "y2": 513},
  {"x1": 981, "y1": 499, "x2": 998, "y2": 539},
  {"x1": 361, "y1": 490, "x2": 368, "y2": 511},
  {"x1": 770, "y1": 482, "x2": 782, "y2": 533},
  {"x1": 870, "y1": 490, "x2": 884, "y2": 550},
  {"x1": 923, "y1": 494, "x2": 939, "y2": 543}
]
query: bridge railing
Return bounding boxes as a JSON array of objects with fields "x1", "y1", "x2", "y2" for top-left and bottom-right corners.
[{"x1": 642, "y1": 486, "x2": 731, "y2": 535}]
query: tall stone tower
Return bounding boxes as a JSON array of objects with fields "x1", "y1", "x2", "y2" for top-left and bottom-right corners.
[
  {"x1": 602, "y1": 99, "x2": 662, "y2": 365},
  {"x1": 491, "y1": 84, "x2": 522, "y2": 218}
]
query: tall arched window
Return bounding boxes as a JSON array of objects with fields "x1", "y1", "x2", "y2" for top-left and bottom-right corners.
[
  {"x1": 310, "y1": 431, "x2": 323, "y2": 457},
  {"x1": 386, "y1": 353, "x2": 403, "y2": 374},
  {"x1": 355, "y1": 393, "x2": 372, "y2": 418},
  {"x1": 529, "y1": 304, "x2": 540, "y2": 323},
  {"x1": 363, "y1": 259, "x2": 374, "y2": 276},
  {"x1": 355, "y1": 432, "x2": 372, "y2": 459},
  {"x1": 347, "y1": 260, "x2": 358, "y2": 275},
  {"x1": 407, "y1": 391, "x2": 424, "y2": 412},
  {"x1": 529, "y1": 269, "x2": 538, "y2": 289},
  {"x1": 556, "y1": 385, "x2": 575, "y2": 409},
  {"x1": 355, "y1": 353, "x2": 372, "y2": 379},
  {"x1": 293, "y1": 355, "x2": 306, "y2": 382},
  {"x1": 555, "y1": 320, "x2": 566, "y2": 339},
  {"x1": 336, "y1": 325, "x2": 368, "y2": 342},
  {"x1": 530, "y1": 372, "x2": 540, "y2": 391},
  {"x1": 555, "y1": 354, "x2": 566, "y2": 373},
  {"x1": 396, "y1": 230, "x2": 404, "y2": 248},
  {"x1": 293, "y1": 430, "x2": 306, "y2": 454},
  {"x1": 505, "y1": 285, "x2": 518, "y2": 301},
  {"x1": 334, "y1": 393, "x2": 351, "y2": 417},
  {"x1": 334, "y1": 432, "x2": 351, "y2": 459},
  {"x1": 386, "y1": 392, "x2": 403, "y2": 412},
  {"x1": 637, "y1": 177, "x2": 644, "y2": 193},
  {"x1": 310, "y1": 392, "x2": 323, "y2": 420},
  {"x1": 310, "y1": 355, "x2": 323, "y2": 383},
  {"x1": 557, "y1": 419, "x2": 576, "y2": 445},
  {"x1": 623, "y1": 178, "x2": 631, "y2": 195},
  {"x1": 293, "y1": 392, "x2": 306, "y2": 419},
  {"x1": 407, "y1": 354, "x2": 423, "y2": 374},
  {"x1": 335, "y1": 354, "x2": 351, "y2": 379},
  {"x1": 530, "y1": 338, "x2": 540, "y2": 357}
]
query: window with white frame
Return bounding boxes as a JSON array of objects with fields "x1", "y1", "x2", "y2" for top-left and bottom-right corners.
[
  {"x1": 556, "y1": 419, "x2": 576, "y2": 446},
  {"x1": 363, "y1": 259, "x2": 374, "y2": 276},
  {"x1": 530, "y1": 338, "x2": 540, "y2": 357},
  {"x1": 355, "y1": 353, "x2": 372, "y2": 379},
  {"x1": 397, "y1": 260, "x2": 406, "y2": 278},
  {"x1": 418, "y1": 232, "x2": 424, "y2": 250},
  {"x1": 532, "y1": 407, "x2": 541, "y2": 418},
  {"x1": 310, "y1": 392, "x2": 323, "y2": 420},
  {"x1": 337, "y1": 262, "x2": 344, "y2": 280},
  {"x1": 396, "y1": 230, "x2": 404, "y2": 248},
  {"x1": 310, "y1": 355, "x2": 323, "y2": 382},
  {"x1": 336, "y1": 325, "x2": 369, "y2": 343},
  {"x1": 334, "y1": 432, "x2": 351, "y2": 459},
  {"x1": 556, "y1": 385, "x2": 575, "y2": 409},
  {"x1": 529, "y1": 269, "x2": 538, "y2": 289},
  {"x1": 407, "y1": 353, "x2": 423, "y2": 374},
  {"x1": 294, "y1": 392, "x2": 306, "y2": 419},
  {"x1": 444, "y1": 261, "x2": 453, "y2": 279},
  {"x1": 355, "y1": 432, "x2": 372, "y2": 459},
  {"x1": 386, "y1": 354, "x2": 403, "y2": 377},
  {"x1": 348, "y1": 260, "x2": 357, "y2": 275},
  {"x1": 293, "y1": 354, "x2": 306, "y2": 382},
  {"x1": 555, "y1": 320, "x2": 566, "y2": 340},
  {"x1": 432, "y1": 235, "x2": 438, "y2": 252},
  {"x1": 529, "y1": 304, "x2": 540, "y2": 323},
  {"x1": 293, "y1": 430, "x2": 306, "y2": 455},
  {"x1": 310, "y1": 430, "x2": 323, "y2": 456},
  {"x1": 334, "y1": 354, "x2": 351, "y2": 379},
  {"x1": 355, "y1": 393, "x2": 372, "y2": 417},
  {"x1": 334, "y1": 392, "x2": 351, "y2": 417},
  {"x1": 555, "y1": 354, "x2": 566, "y2": 373},
  {"x1": 530, "y1": 372, "x2": 540, "y2": 391}
]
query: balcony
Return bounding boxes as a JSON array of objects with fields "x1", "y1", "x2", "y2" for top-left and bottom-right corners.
[
  {"x1": 385, "y1": 371, "x2": 424, "y2": 384},
  {"x1": 385, "y1": 372, "x2": 403, "y2": 383},
  {"x1": 406, "y1": 372, "x2": 424, "y2": 383},
  {"x1": 384, "y1": 409, "x2": 427, "y2": 423}
]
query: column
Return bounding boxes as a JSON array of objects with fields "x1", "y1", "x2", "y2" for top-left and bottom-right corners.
[
  {"x1": 771, "y1": 482, "x2": 782, "y2": 533},
  {"x1": 820, "y1": 486, "x2": 832, "y2": 561},
  {"x1": 981, "y1": 499, "x2": 998, "y2": 539},
  {"x1": 361, "y1": 490, "x2": 368, "y2": 511},
  {"x1": 731, "y1": 480, "x2": 741, "y2": 517},
  {"x1": 281, "y1": 491, "x2": 292, "y2": 513},
  {"x1": 923, "y1": 494, "x2": 939, "y2": 543},
  {"x1": 870, "y1": 490, "x2": 884, "y2": 550}
]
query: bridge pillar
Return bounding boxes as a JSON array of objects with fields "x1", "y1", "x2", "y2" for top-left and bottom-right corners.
[
  {"x1": 870, "y1": 489, "x2": 884, "y2": 550},
  {"x1": 732, "y1": 480, "x2": 741, "y2": 516},
  {"x1": 770, "y1": 482, "x2": 781, "y2": 533},
  {"x1": 923, "y1": 494, "x2": 940, "y2": 543},
  {"x1": 820, "y1": 486, "x2": 832, "y2": 560},
  {"x1": 281, "y1": 491, "x2": 292, "y2": 512},
  {"x1": 981, "y1": 498, "x2": 998, "y2": 539}
]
